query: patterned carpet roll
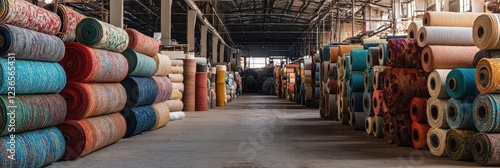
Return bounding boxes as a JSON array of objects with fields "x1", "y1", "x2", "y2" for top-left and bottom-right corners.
[
  {"x1": 382, "y1": 68, "x2": 429, "y2": 112},
  {"x1": 476, "y1": 58, "x2": 500, "y2": 94},
  {"x1": 126, "y1": 28, "x2": 159, "y2": 57},
  {"x1": 372, "y1": 90, "x2": 387, "y2": 116},
  {"x1": 150, "y1": 101, "x2": 170, "y2": 130},
  {"x1": 60, "y1": 82, "x2": 127, "y2": 120},
  {"x1": 121, "y1": 77, "x2": 158, "y2": 107},
  {"x1": 473, "y1": 94, "x2": 500, "y2": 132},
  {"x1": 61, "y1": 42, "x2": 128, "y2": 82},
  {"x1": 472, "y1": 132, "x2": 500, "y2": 165},
  {"x1": 0, "y1": 0, "x2": 61, "y2": 35},
  {"x1": 473, "y1": 50, "x2": 500, "y2": 67},
  {"x1": 152, "y1": 76, "x2": 173, "y2": 103},
  {"x1": 373, "y1": 115, "x2": 384, "y2": 138},
  {"x1": 76, "y1": 17, "x2": 129, "y2": 53},
  {"x1": 44, "y1": 4, "x2": 86, "y2": 42},
  {"x1": 446, "y1": 129, "x2": 477, "y2": 161},
  {"x1": 195, "y1": 72, "x2": 208, "y2": 111},
  {"x1": 183, "y1": 59, "x2": 197, "y2": 111},
  {"x1": 447, "y1": 98, "x2": 476, "y2": 129},
  {"x1": 387, "y1": 38, "x2": 421, "y2": 68},
  {"x1": 121, "y1": 106, "x2": 157, "y2": 138},
  {"x1": 122, "y1": 49, "x2": 157, "y2": 77}
]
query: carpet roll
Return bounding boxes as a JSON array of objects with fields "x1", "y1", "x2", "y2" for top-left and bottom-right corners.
[
  {"x1": 427, "y1": 69, "x2": 452, "y2": 98},
  {"x1": 44, "y1": 4, "x2": 86, "y2": 42},
  {"x1": 154, "y1": 54, "x2": 172, "y2": 76},
  {"x1": 0, "y1": 58, "x2": 66, "y2": 94},
  {"x1": 372, "y1": 66, "x2": 386, "y2": 90},
  {"x1": 410, "y1": 97, "x2": 429, "y2": 123},
  {"x1": 165, "y1": 99, "x2": 184, "y2": 112},
  {"x1": 366, "y1": 47, "x2": 379, "y2": 68},
  {"x1": 170, "y1": 111, "x2": 186, "y2": 121},
  {"x1": 412, "y1": 122, "x2": 431, "y2": 150},
  {"x1": 382, "y1": 68, "x2": 429, "y2": 112},
  {"x1": 321, "y1": 61, "x2": 329, "y2": 82},
  {"x1": 315, "y1": 62, "x2": 321, "y2": 72},
  {"x1": 121, "y1": 106, "x2": 156, "y2": 138},
  {"x1": 152, "y1": 76, "x2": 173, "y2": 103},
  {"x1": 329, "y1": 78, "x2": 337, "y2": 94},
  {"x1": 169, "y1": 74, "x2": 184, "y2": 83},
  {"x1": 383, "y1": 112, "x2": 396, "y2": 144},
  {"x1": 473, "y1": 14, "x2": 500, "y2": 50},
  {"x1": 472, "y1": 132, "x2": 500, "y2": 165},
  {"x1": 446, "y1": 68, "x2": 478, "y2": 99},
  {"x1": 447, "y1": 98, "x2": 475, "y2": 130},
  {"x1": 423, "y1": 11, "x2": 481, "y2": 27},
  {"x1": 350, "y1": 73, "x2": 364, "y2": 92},
  {"x1": 196, "y1": 72, "x2": 208, "y2": 111},
  {"x1": 150, "y1": 101, "x2": 170, "y2": 130},
  {"x1": 338, "y1": 97, "x2": 349, "y2": 124},
  {"x1": 427, "y1": 128, "x2": 449, "y2": 157},
  {"x1": 373, "y1": 115, "x2": 384, "y2": 138},
  {"x1": 350, "y1": 92, "x2": 364, "y2": 112},
  {"x1": 473, "y1": 94, "x2": 500, "y2": 132},
  {"x1": 0, "y1": 0, "x2": 61, "y2": 35},
  {"x1": 305, "y1": 86, "x2": 313, "y2": 100},
  {"x1": 350, "y1": 112, "x2": 365, "y2": 130},
  {"x1": 126, "y1": 28, "x2": 159, "y2": 57},
  {"x1": 338, "y1": 45, "x2": 363, "y2": 57},
  {"x1": 394, "y1": 112, "x2": 413, "y2": 146},
  {"x1": 172, "y1": 60, "x2": 184, "y2": 66},
  {"x1": 372, "y1": 90, "x2": 386, "y2": 116},
  {"x1": 172, "y1": 83, "x2": 185, "y2": 92},
  {"x1": 378, "y1": 42, "x2": 388, "y2": 65},
  {"x1": 122, "y1": 49, "x2": 157, "y2": 77},
  {"x1": 121, "y1": 77, "x2": 158, "y2": 107},
  {"x1": 183, "y1": 59, "x2": 196, "y2": 111},
  {"x1": 344, "y1": 55, "x2": 351, "y2": 80},
  {"x1": 364, "y1": 68, "x2": 374, "y2": 91},
  {"x1": 315, "y1": 87, "x2": 320, "y2": 99},
  {"x1": 408, "y1": 21, "x2": 423, "y2": 39},
  {"x1": 473, "y1": 50, "x2": 500, "y2": 67},
  {"x1": 0, "y1": 24, "x2": 64, "y2": 62},
  {"x1": 446, "y1": 129, "x2": 477, "y2": 161},
  {"x1": 197, "y1": 64, "x2": 207, "y2": 73},
  {"x1": 76, "y1": 17, "x2": 129, "y2": 52},
  {"x1": 60, "y1": 82, "x2": 127, "y2": 120},
  {"x1": 0, "y1": 127, "x2": 64, "y2": 167},
  {"x1": 290, "y1": 84, "x2": 296, "y2": 93},
  {"x1": 329, "y1": 94, "x2": 338, "y2": 120},
  {"x1": 171, "y1": 66, "x2": 184, "y2": 74},
  {"x1": 58, "y1": 113, "x2": 126, "y2": 160},
  {"x1": 170, "y1": 90, "x2": 182, "y2": 100},
  {"x1": 322, "y1": 45, "x2": 334, "y2": 61},
  {"x1": 421, "y1": 46, "x2": 479, "y2": 72},
  {"x1": 350, "y1": 49, "x2": 368, "y2": 71},
  {"x1": 363, "y1": 91, "x2": 373, "y2": 116},
  {"x1": 417, "y1": 26, "x2": 474, "y2": 47},
  {"x1": 387, "y1": 38, "x2": 421, "y2": 68},
  {"x1": 476, "y1": 58, "x2": 500, "y2": 94},
  {"x1": 329, "y1": 47, "x2": 339, "y2": 63},
  {"x1": 366, "y1": 116, "x2": 374, "y2": 135},
  {"x1": 61, "y1": 42, "x2": 128, "y2": 82},
  {"x1": 427, "y1": 97, "x2": 450, "y2": 128},
  {"x1": 210, "y1": 89, "x2": 216, "y2": 108},
  {"x1": 216, "y1": 70, "x2": 226, "y2": 106},
  {"x1": 0, "y1": 95, "x2": 66, "y2": 136}
]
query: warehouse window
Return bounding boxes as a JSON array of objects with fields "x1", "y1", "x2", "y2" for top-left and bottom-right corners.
[{"x1": 247, "y1": 57, "x2": 267, "y2": 68}]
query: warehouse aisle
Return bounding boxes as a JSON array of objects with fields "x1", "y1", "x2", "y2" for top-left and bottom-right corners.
[{"x1": 50, "y1": 95, "x2": 478, "y2": 168}]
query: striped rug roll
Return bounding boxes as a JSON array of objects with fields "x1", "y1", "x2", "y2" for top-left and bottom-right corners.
[
  {"x1": 120, "y1": 77, "x2": 158, "y2": 107},
  {"x1": 0, "y1": 58, "x2": 66, "y2": 94},
  {"x1": 44, "y1": 4, "x2": 86, "y2": 42},
  {"x1": 165, "y1": 99, "x2": 184, "y2": 112},
  {"x1": 152, "y1": 76, "x2": 173, "y2": 103},
  {"x1": 183, "y1": 59, "x2": 197, "y2": 111},
  {"x1": 150, "y1": 101, "x2": 170, "y2": 130},
  {"x1": 122, "y1": 49, "x2": 157, "y2": 77},
  {"x1": 172, "y1": 82, "x2": 185, "y2": 92},
  {"x1": 121, "y1": 106, "x2": 157, "y2": 137},
  {"x1": 0, "y1": 0, "x2": 61, "y2": 35},
  {"x1": 154, "y1": 53, "x2": 172, "y2": 76},
  {"x1": 61, "y1": 42, "x2": 128, "y2": 82},
  {"x1": 76, "y1": 17, "x2": 129, "y2": 53},
  {"x1": 0, "y1": 127, "x2": 65, "y2": 167},
  {"x1": 60, "y1": 82, "x2": 127, "y2": 120},
  {"x1": 170, "y1": 90, "x2": 183, "y2": 100},
  {"x1": 58, "y1": 113, "x2": 126, "y2": 160},
  {"x1": 0, "y1": 95, "x2": 66, "y2": 136},
  {"x1": 0, "y1": 24, "x2": 64, "y2": 62},
  {"x1": 169, "y1": 74, "x2": 184, "y2": 83},
  {"x1": 196, "y1": 72, "x2": 208, "y2": 111},
  {"x1": 126, "y1": 28, "x2": 159, "y2": 57}
]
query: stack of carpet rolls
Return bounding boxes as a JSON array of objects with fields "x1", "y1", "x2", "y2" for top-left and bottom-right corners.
[
  {"x1": 362, "y1": 40, "x2": 381, "y2": 136},
  {"x1": 299, "y1": 62, "x2": 305, "y2": 104},
  {"x1": 294, "y1": 66, "x2": 302, "y2": 103},
  {"x1": 216, "y1": 65, "x2": 227, "y2": 106},
  {"x1": 336, "y1": 45, "x2": 363, "y2": 125},
  {"x1": 168, "y1": 59, "x2": 185, "y2": 110},
  {"x1": 319, "y1": 45, "x2": 338, "y2": 120},
  {"x1": 303, "y1": 58, "x2": 314, "y2": 106},
  {"x1": 274, "y1": 67, "x2": 281, "y2": 96},
  {"x1": 286, "y1": 64, "x2": 298, "y2": 101},
  {"x1": 348, "y1": 48, "x2": 368, "y2": 131},
  {"x1": 362, "y1": 38, "x2": 386, "y2": 50},
  {"x1": 314, "y1": 54, "x2": 321, "y2": 108},
  {"x1": 225, "y1": 72, "x2": 234, "y2": 103},
  {"x1": 0, "y1": 2, "x2": 69, "y2": 166},
  {"x1": 262, "y1": 77, "x2": 275, "y2": 95}
]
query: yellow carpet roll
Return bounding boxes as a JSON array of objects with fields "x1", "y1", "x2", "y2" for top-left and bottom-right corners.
[
  {"x1": 170, "y1": 90, "x2": 183, "y2": 100},
  {"x1": 476, "y1": 58, "x2": 500, "y2": 93},
  {"x1": 216, "y1": 83, "x2": 226, "y2": 106}
]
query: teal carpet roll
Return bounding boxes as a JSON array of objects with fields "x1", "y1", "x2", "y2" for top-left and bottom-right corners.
[
  {"x1": 344, "y1": 54, "x2": 351, "y2": 80},
  {"x1": 76, "y1": 17, "x2": 129, "y2": 53},
  {"x1": 473, "y1": 94, "x2": 500, "y2": 132},
  {"x1": 350, "y1": 49, "x2": 368, "y2": 71},
  {"x1": 350, "y1": 73, "x2": 364, "y2": 92},
  {"x1": 364, "y1": 68, "x2": 374, "y2": 91},
  {"x1": 448, "y1": 98, "x2": 476, "y2": 130},
  {"x1": 446, "y1": 68, "x2": 478, "y2": 99},
  {"x1": 122, "y1": 49, "x2": 157, "y2": 77},
  {"x1": 378, "y1": 42, "x2": 387, "y2": 65}
]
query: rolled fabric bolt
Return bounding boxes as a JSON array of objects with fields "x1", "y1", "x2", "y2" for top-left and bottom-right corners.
[
  {"x1": 408, "y1": 21, "x2": 423, "y2": 39},
  {"x1": 366, "y1": 116, "x2": 374, "y2": 135},
  {"x1": 427, "y1": 127, "x2": 449, "y2": 157},
  {"x1": 410, "y1": 97, "x2": 429, "y2": 123},
  {"x1": 363, "y1": 91, "x2": 373, "y2": 116},
  {"x1": 476, "y1": 58, "x2": 500, "y2": 94},
  {"x1": 427, "y1": 69, "x2": 452, "y2": 98},
  {"x1": 372, "y1": 66, "x2": 387, "y2": 90},
  {"x1": 421, "y1": 46, "x2": 479, "y2": 73},
  {"x1": 427, "y1": 97, "x2": 450, "y2": 129},
  {"x1": 446, "y1": 129, "x2": 477, "y2": 161},
  {"x1": 446, "y1": 68, "x2": 478, "y2": 99},
  {"x1": 366, "y1": 47, "x2": 380, "y2": 68},
  {"x1": 447, "y1": 98, "x2": 476, "y2": 129},
  {"x1": 364, "y1": 68, "x2": 374, "y2": 92},
  {"x1": 372, "y1": 90, "x2": 386, "y2": 116},
  {"x1": 378, "y1": 41, "x2": 388, "y2": 65},
  {"x1": 350, "y1": 73, "x2": 364, "y2": 92},
  {"x1": 473, "y1": 14, "x2": 500, "y2": 50},
  {"x1": 472, "y1": 132, "x2": 500, "y2": 165},
  {"x1": 473, "y1": 94, "x2": 500, "y2": 132},
  {"x1": 417, "y1": 26, "x2": 474, "y2": 47},
  {"x1": 350, "y1": 49, "x2": 368, "y2": 71},
  {"x1": 373, "y1": 115, "x2": 384, "y2": 138},
  {"x1": 412, "y1": 122, "x2": 431, "y2": 150},
  {"x1": 423, "y1": 11, "x2": 481, "y2": 27},
  {"x1": 473, "y1": 50, "x2": 500, "y2": 67}
]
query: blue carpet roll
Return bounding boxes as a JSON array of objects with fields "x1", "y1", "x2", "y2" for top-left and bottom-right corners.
[
  {"x1": 446, "y1": 68, "x2": 478, "y2": 99},
  {"x1": 448, "y1": 98, "x2": 476, "y2": 130},
  {"x1": 121, "y1": 106, "x2": 157, "y2": 138},
  {"x1": 473, "y1": 94, "x2": 500, "y2": 132},
  {"x1": 363, "y1": 91, "x2": 373, "y2": 116},
  {"x1": 350, "y1": 92, "x2": 364, "y2": 112},
  {"x1": 120, "y1": 77, "x2": 158, "y2": 107},
  {"x1": 350, "y1": 73, "x2": 364, "y2": 92}
]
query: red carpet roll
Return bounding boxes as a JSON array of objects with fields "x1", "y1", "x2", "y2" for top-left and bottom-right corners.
[
  {"x1": 183, "y1": 59, "x2": 197, "y2": 111},
  {"x1": 152, "y1": 76, "x2": 173, "y2": 103},
  {"x1": 60, "y1": 42, "x2": 128, "y2": 82},
  {"x1": 387, "y1": 38, "x2": 422, "y2": 68},
  {"x1": 44, "y1": 4, "x2": 86, "y2": 42},
  {"x1": 372, "y1": 90, "x2": 386, "y2": 116},
  {"x1": 60, "y1": 82, "x2": 127, "y2": 120},
  {"x1": 58, "y1": 113, "x2": 126, "y2": 160},
  {"x1": 382, "y1": 68, "x2": 429, "y2": 112},
  {"x1": 412, "y1": 122, "x2": 431, "y2": 149},
  {"x1": 410, "y1": 97, "x2": 429, "y2": 123},
  {"x1": 126, "y1": 28, "x2": 159, "y2": 57},
  {"x1": 195, "y1": 72, "x2": 208, "y2": 111},
  {"x1": 289, "y1": 84, "x2": 295, "y2": 93},
  {"x1": 1, "y1": 0, "x2": 61, "y2": 35}
]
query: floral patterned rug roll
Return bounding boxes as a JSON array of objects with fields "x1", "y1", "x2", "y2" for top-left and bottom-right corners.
[
  {"x1": 386, "y1": 38, "x2": 422, "y2": 68},
  {"x1": 382, "y1": 68, "x2": 429, "y2": 112},
  {"x1": 126, "y1": 28, "x2": 159, "y2": 57},
  {"x1": 446, "y1": 129, "x2": 477, "y2": 161},
  {"x1": 472, "y1": 132, "x2": 500, "y2": 165},
  {"x1": 44, "y1": 4, "x2": 87, "y2": 42},
  {"x1": 0, "y1": 0, "x2": 61, "y2": 35}
]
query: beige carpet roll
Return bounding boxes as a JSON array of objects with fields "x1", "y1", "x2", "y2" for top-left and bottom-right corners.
[
  {"x1": 427, "y1": 69, "x2": 452, "y2": 98},
  {"x1": 150, "y1": 101, "x2": 170, "y2": 130},
  {"x1": 304, "y1": 70, "x2": 312, "y2": 77},
  {"x1": 154, "y1": 53, "x2": 172, "y2": 76},
  {"x1": 473, "y1": 14, "x2": 500, "y2": 50},
  {"x1": 471, "y1": 0, "x2": 485, "y2": 13},
  {"x1": 421, "y1": 46, "x2": 479, "y2": 72},
  {"x1": 427, "y1": 127, "x2": 449, "y2": 157},
  {"x1": 172, "y1": 82, "x2": 184, "y2": 92},
  {"x1": 304, "y1": 58, "x2": 313, "y2": 70},
  {"x1": 408, "y1": 21, "x2": 423, "y2": 39},
  {"x1": 170, "y1": 90, "x2": 183, "y2": 100},
  {"x1": 171, "y1": 60, "x2": 184, "y2": 66},
  {"x1": 169, "y1": 74, "x2": 184, "y2": 83},
  {"x1": 423, "y1": 12, "x2": 481, "y2": 27},
  {"x1": 165, "y1": 99, "x2": 184, "y2": 112},
  {"x1": 417, "y1": 26, "x2": 474, "y2": 47},
  {"x1": 362, "y1": 38, "x2": 386, "y2": 44},
  {"x1": 338, "y1": 79, "x2": 347, "y2": 97},
  {"x1": 476, "y1": 58, "x2": 500, "y2": 93},
  {"x1": 427, "y1": 97, "x2": 450, "y2": 129}
]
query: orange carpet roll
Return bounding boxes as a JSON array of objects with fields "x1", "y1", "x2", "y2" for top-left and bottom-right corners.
[
  {"x1": 412, "y1": 122, "x2": 431, "y2": 150},
  {"x1": 410, "y1": 97, "x2": 429, "y2": 123}
]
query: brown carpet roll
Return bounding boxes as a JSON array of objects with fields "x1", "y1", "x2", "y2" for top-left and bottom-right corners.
[
  {"x1": 183, "y1": 59, "x2": 196, "y2": 111},
  {"x1": 421, "y1": 46, "x2": 479, "y2": 72},
  {"x1": 473, "y1": 14, "x2": 500, "y2": 50},
  {"x1": 473, "y1": 50, "x2": 500, "y2": 67}
]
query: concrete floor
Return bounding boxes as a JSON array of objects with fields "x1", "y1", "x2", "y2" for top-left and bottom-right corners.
[{"x1": 50, "y1": 94, "x2": 480, "y2": 168}]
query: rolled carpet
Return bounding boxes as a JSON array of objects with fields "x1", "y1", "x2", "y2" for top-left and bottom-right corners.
[
  {"x1": 350, "y1": 112, "x2": 365, "y2": 131},
  {"x1": 473, "y1": 94, "x2": 500, "y2": 132},
  {"x1": 372, "y1": 66, "x2": 387, "y2": 90},
  {"x1": 154, "y1": 53, "x2": 172, "y2": 76},
  {"x1": 169, "y1": 74, "x2": 184, "y2": 83},
  {"x1": 0, "y1": 127, "x2": 64, "y2": 167},
  {"x1": 427, "y1": 127, "x2": 449, "y2": 157},
  {"x1": 446, "y1": 68, "x2": 478, "y2": 99},
  {"x1": 170, "y1": 66, "x2": 184, "y2": 74},
  {"x1": 417, "y1": 26, "x2": 474, "y2": 47},
  {"x1": 394, "y1": 112, "x2": 413, "y2": 146},
  {"x1": 329, "y1": 78, "x2": 337, "y2": 94},
  {"x1": 387, "y1": 38, "x2": 421, "y2": 68},
  {"x1": 121, "y1": 106, "x2": 157, "y2": 138},
  {"x1": 372, "y1": 90, "x2": 386, "y2": 116},
  {"x1": 350, "y1": 92, "x2": 364, "y2": 112},
  {"x1": 412, "y1": 122, "x2": 431, "y2": 150},
  {"x1": 0, "y1": 24, "x2": 64, "y2": 62},
  {"x1": 122, "y1": 49, "x2": 157, "y2": 77},
  {"x1": 172, "y1": 83, "x2": 185, "y2": 92},
  {"x1": 382, "y1": 68, "x2": 429, "y2": 112},
  {"x1": 216, "y1": 66, "x2": 227, "y2": 107},
  {"x1": 329, "y1": 47, "x2": 339, "y2": 63},
  {"x1": 383, "y1": 112, "x2": 397, "y2": 144},
  {"x1": 363, "y1": 91, "x2": 373, "y2": 116},
  {"x1": 427, "y1": 97, "x2": 450, "y2": 129},
  {"x1": 171, "y1": 60, "x2": 184, "y2": 66},
  {"x1": 446, "y1": 129, "x2": 477, "y2": 161},
  {"x1": 408, "y1": 21, "x2": 423, "y2": 39},
  {"x1": 343, "y1": 55, "x2": 351, "y2": 80},
  {"x1": 427, "y1": 69, "x2": 452, "y2": 98},
  {"x1": 349, "y1": 73, "x2": 364, "y2": 92},
  {"x1": 0, "y1": 95, "x2": 66, "y2": 136},
  {"x1": 170, "y1": 111, "x2": 186, "y2": 121},
  {"x1": 364, "y1": 68, "x2": 374, "y2": 91},
  {"x1": 195, "y1": 72, "x2": 208, "y2": 111},
  {"x1": 60, "y1": 82, "x2": 127, "y2": 120},
  {"x1": 338, "y1": 45, "x2": 363, "y2": 58},
  {"x1": 350, "y1": 49, "x2": 368, "y2": 71},
  {"x1": 473, "y1": 13, "x2": 500, "y2": 50},
  {"x1": 150, "y1": 101, "x2": 170, "y2": 130},
  {"x1": 410, "y1": 97, "x2": 429, "y2": 123},
  {"x1": 447, "y1": 98, "x2": 476, "y2": 130},
  {"x1": 43, "y1": 4, "x2": 86, "y2": 42},
  {"x1": 61, "y1": 42, "x2": 128, "y2": 82},
  {"x1": 423, "y1": 11, "x2": 481, "y2": 27},
  {"x1": 365, "y1": 116, "x2": 374, "y2": 135},
  {"x1": 183, "y1": 59, "x2": 197, "y2": 111},
  {"x1": 0, "y1": 58, "x2": 66, "y2": 94},
  {"x1": 58, "y1": 113, "x2": 126, "y2": 160},
  {"x1": 165, "y1": 99, "x2": 184, "y2": 112},
  {"x1": 126, "y1": 28, "x2": 159, "y2": 57},
  {"x1": 473, "y1": 50, "x2": 500, "y2": 67},
  {"x1": 0, "y1": 0, "x2": 61, "y2": 35},
  {"x1": 373, "y1": 115, "x2": 384, "y2": 138},
  {"x1": 366, "y1": 47, "x2": 380, "y2": 68},
  {"x1": 476, "y1": 58, "x2": 500, "y2": 94},
  {"x1": 421, "y1": 46, "x2": 479, "y2": 72},
  {"x1": 120, "y1": 77, "x2": 158, "y2": 107},
  {"x1": 339, "y1": 97, "x2": 349, "y2": 125},
  {"x1": 472, "y1": 132, "x2": 500, "y2": 165},
  {"x1": 76, "y1": 17, "x2": 129, "y2": 53},
  {"x1": 377, "y1": 41, "x2": 388, "y2": 65},
  {"x1": 152, "y1": 76, "x2": 173, "y2": 103},
  {"x1": 329, "y1": 94, "x2": 338, "y2": 120}
]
